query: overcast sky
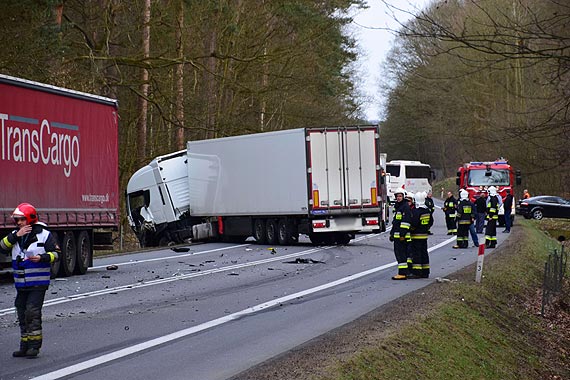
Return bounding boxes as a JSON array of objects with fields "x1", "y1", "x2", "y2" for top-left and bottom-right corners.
[{"x1": 351, "y1": 0, "x2": 432, "y2": 121}]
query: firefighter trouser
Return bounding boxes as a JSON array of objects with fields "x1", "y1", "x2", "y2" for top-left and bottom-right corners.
[
  {"x1": 410, "y1": 238, "x2": 429, "y2": 277},
  {"x1": 445, "y1": 215, "x2": 457, "y2": 234},
  {"x1": 475, "y1": 212, "x2": 486, "y2": 233},
  {"x1": 485, "y1": 217, "x2": 498, "y2": 248},
  {"x1": 15, "y1": 287, "x2": 46, "y2": 350},
  {"x1": 457, "y1": 223, "x2": 470, "y2": 248},
  {"x1": 393, "y1": 239, "x2": 409, "y2": 276}
]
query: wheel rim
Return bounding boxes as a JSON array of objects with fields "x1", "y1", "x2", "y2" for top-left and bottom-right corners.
[
  {"x1": 254, "y1": 220, "x2": 265, "y2": 242},
  {"x1": 278, "y1": 220, "x2": 288, "y2": 244},
  {"x1": 61, "y1": 232, "x2": 76, "y2": 276},
  {"x1": 75, "y1": 232, "x2": 90, "y2": 274},
  {"x1": 266, "y1": 220, "x2": 277, "y2": 243}
]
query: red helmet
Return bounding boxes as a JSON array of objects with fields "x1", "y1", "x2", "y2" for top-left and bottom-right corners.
[{"x1": 12, "y1": 203, "x2": 38, "y2": 224}]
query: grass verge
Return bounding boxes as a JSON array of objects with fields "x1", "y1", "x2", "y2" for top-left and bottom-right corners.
[{"x1": 320, "y1": 219, "x2": 569, "y2": 380}]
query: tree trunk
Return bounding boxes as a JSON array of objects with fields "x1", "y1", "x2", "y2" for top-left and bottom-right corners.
[
  {"x1": 176, "y1": 0, "x2": 185, "y2": 150},
  {"x1": 137, "y1": 0, "x2": 151, "y2": 164}
]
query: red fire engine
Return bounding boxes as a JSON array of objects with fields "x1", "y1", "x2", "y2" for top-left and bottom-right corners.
[{"x1": 456, "y1": 160, "x2": 522, "y2": 225}]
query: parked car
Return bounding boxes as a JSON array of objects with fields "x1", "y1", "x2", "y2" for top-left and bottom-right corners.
[{"x1": 516, "y1": 196, "x2": 570, "y2": 220}]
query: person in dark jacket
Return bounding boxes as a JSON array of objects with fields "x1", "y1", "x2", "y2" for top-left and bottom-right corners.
[
  {"x1": 442, "y1": 191, "x2": 457, "y2": 235},
  {"x1": 424, "y1": 190, "x2": 435, "y2": 235},
  {"x1": 390, "y1": 188, "x2": 412, "y2": 280},
  {"x1": 503, "y1": 189, "x2": 513, "y2": 233},
  {"x1": 453, "y1": 189, "x2": 475, "y2": 249},
  {"x1": 405, "y1": 192, "x2": 415, "y2": 272},
  {"x1": 475, "y1": 190, "x2": 487, "y2": 234},
  {"x1": 485, "y1": 186, "x2": 502, "y2": 248},
  {"x1": 0, "y1": 203, "x2": 60, "y2": 358},
  {"x1": 408, "y1": 192, "x2": 433, "y2": 278}
]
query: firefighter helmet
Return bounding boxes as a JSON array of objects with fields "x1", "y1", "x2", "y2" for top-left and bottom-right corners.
[
  {"x1": 394, "y1": 187, "x2": 406, "y2": 196},
  {"x1": 12, "y1": 203, "x2": 38, "y2": 224},
  {"x1": 405, "y1": 191, "x2": 414, "y2": 201},
  {"x1": 414, "y1": 191, "x2": 426, "y2": 206},
  {"x1": 488, "y1": 186, "x2": 497, "y2": 196},
  {"x1": 460, "y1": 189, "x2": 469, "y2": 200}
]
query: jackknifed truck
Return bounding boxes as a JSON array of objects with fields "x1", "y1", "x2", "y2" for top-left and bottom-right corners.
[
  {"x1": 126, "y1": 126, "x2": 386, "y2": 247},
  {"x1": 0, "y1": 74, "x2": 120, "y2": 277}
]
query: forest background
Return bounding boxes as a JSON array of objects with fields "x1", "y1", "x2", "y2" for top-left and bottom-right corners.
[{"x1": 1, "y1": 0, "x2": 568, "y2": 230}]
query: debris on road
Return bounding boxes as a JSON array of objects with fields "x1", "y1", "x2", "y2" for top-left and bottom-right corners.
[
  {"x1": 171, "y1": 247, "x2": 190, "y2": 253},
  {"x1": 283, "y1": 258, "x2": 325, "y2": 264},
  {"x1": 106, "y1": 265, "x2": 119, "y2": 270}
]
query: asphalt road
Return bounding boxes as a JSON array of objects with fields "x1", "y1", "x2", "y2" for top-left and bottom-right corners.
[{"x1": 0, "y1": 204, "x2": 510, "y2": 380}]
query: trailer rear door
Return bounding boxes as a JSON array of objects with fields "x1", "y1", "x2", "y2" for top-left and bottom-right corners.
[{"x1": 308, "y1": 127, "x2": 379, "y2": 213}]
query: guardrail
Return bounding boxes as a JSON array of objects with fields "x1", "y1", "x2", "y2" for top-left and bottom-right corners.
[{"x1": 541, "y1": 237, "x2": 568, "y2": 315}]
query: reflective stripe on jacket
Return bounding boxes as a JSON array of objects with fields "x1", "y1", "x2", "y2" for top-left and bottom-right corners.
[{"x1": 1, "y1": 224, "x2": 59, "y2": 288}]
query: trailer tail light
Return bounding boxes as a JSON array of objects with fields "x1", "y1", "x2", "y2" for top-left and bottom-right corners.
[
  {"x1": 313, "y1": 190, "x2": 319, "y2": 207},
  {"x1": 370, "y1": 188, "x2": 377, "y2": 205},
  {"x1": 364, "y1": 217, "x2": 378, "y2": 225},
  {"x1": 312, "y1": 220, "x2": 326, "y2": 228}
]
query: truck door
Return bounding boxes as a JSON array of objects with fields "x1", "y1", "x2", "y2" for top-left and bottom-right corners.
[
  {"x1": 345, "y1": 129, "x2": 377, "y2": 208},
  {"x1": 309, "y1": 128, "x2": 378, "y2": 211}
]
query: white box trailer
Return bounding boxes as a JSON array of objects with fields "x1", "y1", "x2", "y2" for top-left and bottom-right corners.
[{"x1": 126, "y1": 126, "x2": 385, "y2": 247}]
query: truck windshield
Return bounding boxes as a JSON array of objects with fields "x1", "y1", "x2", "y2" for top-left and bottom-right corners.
[{"x1": 468, "y1": 169, "x2": 510, "y2": 186}]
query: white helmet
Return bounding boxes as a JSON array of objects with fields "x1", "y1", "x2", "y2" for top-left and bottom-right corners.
[
  {"x1": 405, "y1": 191, "x2": 414, "y2": 201},
  {"x1": 394, "y1": 187, "x2": 406, "y2": 196},
  {"x1": 459, "y1": 189, "x2": 469, "y2": 200},
  {"x1": 488, "y1": 186, "x2": 497, "y2": 196},
  {"x1": 414, "y1": 191, "x2": 426, "y2": 206}
]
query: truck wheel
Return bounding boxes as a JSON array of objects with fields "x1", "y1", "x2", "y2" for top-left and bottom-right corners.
[
  {"x1": 253, "y1": 219, "x2": 266, "y2": 244},
  {"x1": 75, "y1": 231, "x2": 91, "y2": 275},
  {"x1": 309, "y1": 232, "x2": 334, "y2": 245},
  {"x1": 59, "y1": 232, "x2": 77, "y2": 277},
  {"x1": 265, "y1": 219, "x2": 278, "y2": 245},
  {"x1": 50, "y1": 257, "x2": 61, "y2": 279},
  {"x1": 335, "y1": 232, "x2": 352, "y2": 245},
  {"x1": 158, "y1": 235, "x2": 174, "y2": 246},
  {"x1": 277, "y1": 219, "x2": 293, "y2": 245}
]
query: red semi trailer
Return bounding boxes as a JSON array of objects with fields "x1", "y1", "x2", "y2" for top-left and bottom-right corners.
[{"x1": 0, "y1": 74, "x2": 119, "y2": 277}]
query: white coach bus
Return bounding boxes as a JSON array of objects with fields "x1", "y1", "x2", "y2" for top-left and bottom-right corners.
[{"x1": 386, "y1": 160, "x2": 434, "y2": 204}]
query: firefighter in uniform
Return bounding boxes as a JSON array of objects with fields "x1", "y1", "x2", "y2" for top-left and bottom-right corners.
[
  {"x1": 0, "y1": 203, "x2": 60, "y2": 358},
  {"x1": 485, "y1": 186, "x2": 503, "y2": 248},
  {"x1": 424, "y1": 190, "x2": 435, "y2": 235},
  {"x1": 390, "y1": 188, "x2": 412, "y2": 280},
  {"x1": 408, "y1": 192, "x2": 433, "y2": 278},
  {"x1": 453, "y1": 189, "x2": 474, "y2": 249},
  {"x1": 442, "y1": 191, "x2": 458, "y2": 235},
  {"x1": 405, "y1": 192, "x2": 415, "y2": 273}
]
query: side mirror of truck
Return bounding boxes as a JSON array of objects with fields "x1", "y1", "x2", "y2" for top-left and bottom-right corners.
[
  {"x1": 516, "y1": 170, "x2": 522, "y2": 185},
  {"x1": 456, "y1": 177, "x2": 460, "y2": 186}
]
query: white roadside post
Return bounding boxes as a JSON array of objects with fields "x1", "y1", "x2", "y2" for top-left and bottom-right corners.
[{"x1": 475, "y1": 244, "x2": 485, "y2": 283}]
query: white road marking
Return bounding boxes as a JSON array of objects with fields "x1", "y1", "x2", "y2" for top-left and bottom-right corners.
[
  {"x1": 0, "y1": 233, "x2": 386, "y2": 316},
  {"x1": 90, "y1": 244, "x2": 250, "y2": 269},
  {"x1": 29, "y1": 236, "x2": 456, "y2": 380}
]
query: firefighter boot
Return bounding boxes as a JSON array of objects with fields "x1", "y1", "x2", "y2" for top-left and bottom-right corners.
[
  {"x1": 25, "y1": 348, "x2": 40, "y2": 358},
  {"x1": 12, "y1": 340, "x2": 28, "y2": 357}
]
